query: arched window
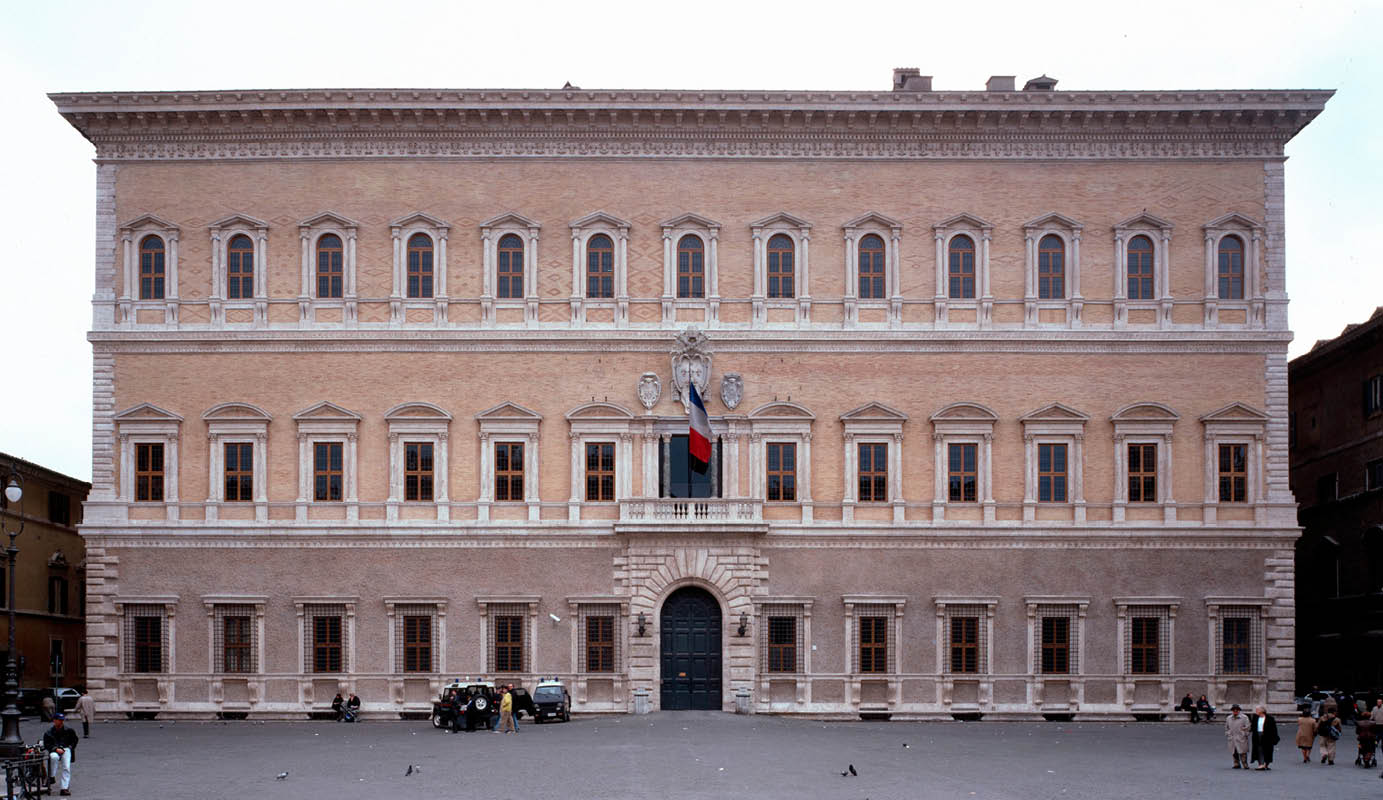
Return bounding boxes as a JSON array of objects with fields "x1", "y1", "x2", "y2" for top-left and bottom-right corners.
[
  {"x1": 497, "y1": 234, "x2": 524, "y2": 299},
  {"x1": 227, "y1": 234, "x2": 254, "y2": 300},
  {"x1": 407, "y1": 233, "x2": 434, "y2": 299},
  {"x1": 1217, "y1": 235, "x2": 1244, "y2": 299},
  {"x1": 858, "y1": 234, "x2": 885, "y2": 299},
  {"x1": 1037, "y1": 235, "x2": 1065, "y2": 299},
  {"x1": 948, "y1": 235, "x2": 975, "y2": 299},
  {"x1": 586, "y1": 234, "x2": 614, "y2": 299},
  {"x1": 316, "y1": 234, "x2": 343, "y2": 298},
  {"x1": 767, "y1": 234, "x2": 795, "y2": 299},
  {"x1": 677, "y1": 235, "x2": 705, "y2": 298},
  {"x1": 139, "y1": 235, "x2": 166, "y2": 300},
  {"x1": 1126, "y1": 236, "x2": 1155, "y2": 300}
]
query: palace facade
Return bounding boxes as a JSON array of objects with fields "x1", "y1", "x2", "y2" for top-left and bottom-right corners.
[{"x1": 53, "y1": 71, "x2": 1329, "y2": 719}]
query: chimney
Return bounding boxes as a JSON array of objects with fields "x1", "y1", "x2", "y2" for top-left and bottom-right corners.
[
  {"x1": 1023, "y1": 75, "x2": 1058, "y2": 92},
  {"x1": 985, "y1": 75, "x2": 1016, "y2": 92},
  {"x1": 892, "y1": 68, "x2": 932, "y2": 92}
]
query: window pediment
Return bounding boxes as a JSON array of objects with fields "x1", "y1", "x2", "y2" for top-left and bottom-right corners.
[
  {"x1": 298, "y1": 211, "x2": 359, "y2": 231},
  {"x1": 1203, "y1": 212, "x2": 1263, "y2": 233},
  {"x1": 1019, "y1": 402, "x2": 1090, "y2": 424},
  {"x1": 565, "y1": 402, "x2": 635, "y2": 421},
  {"x1": 390, "y1": 212, "x2": 449, "y2": 233},
  {"x1": 1023, "y1": 212, "x2": 1083, "y2": 233},
  {"x1": 1199, "y1": 402, "x2": 1268, "y2": 423},
  {"x1": 208, "y1": 213, "x2": 268, "y2": 233},
  {"x1": 1114, "y1": 211, "x2": 1174, "y2": 233},
  {"x1": 840, "y1": 402, "x2": 908, "y2": 422},
  {"x1": 481, "y1": 212, "x2": 541, "y2": 231},
  {"x1": 570, "y1": 211, "x2": 630, "y2": 231},
  {"x1": 120, "y1": 213, "x2": 179, "y2": 235},
  {"x1": 1110, "y1": 402, "x2": 1180, "y2": 422},
  {"x1": 749, "y1": 401, "x2": 815, "y2": 420},
  {"x1": 202, "y1": 402, "x2": 272, "y2": 422},
  {"x1": 114, "y1": 402, "x2": 184, "y2": 423},
  {"x1": 751, "y1": 211, "x2": 812, "y2": 231},
  {"x1": 934, "y1": 212, "x2": 993, "y2": 234},
  {"x1": 475, "y1": 402, "x2": 543, "y2": 422},
  {"x1": 292, "y1": 401, "x2": 362, "y2": 421},
  {"x1": 844, "y1": 211, "x2": 902, "y2": 232},
  {"x1": 384, "y1": 402, "x2": 452, "y2": 421},
  {"x1": 661, "y1": 212, "x2": 720, "y2": 232},
  {"x1": 929, "y1": 402, "x2": 998, "y2": 423}
]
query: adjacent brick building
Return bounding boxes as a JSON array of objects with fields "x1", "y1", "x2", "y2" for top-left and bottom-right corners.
[
  {"x1": 52, "y1": 70, "x2": 1328, "y2": 718},
  {"x1": 1290, "y1": 307, "x2": 1383, "y2": 691}
]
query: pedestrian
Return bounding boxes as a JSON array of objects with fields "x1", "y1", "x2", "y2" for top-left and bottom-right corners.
[
  {"x1": 489, "y1": 689, "x2": 501, "y2": 732},
  {"x1": 1317, "y1": 709, "x2": 1341, "y2": 765},
  {"x1": 1251, "y1": 705, "x2": 1279, "y2": 770},
  {"x1": 1295, "y1": 709, "x2": 1317, "y2": 763},
  {"x1": 1323, "y1": 694, "x2": 1339, "y2": 717},
  {"x1": 1225, "y1": 704, "x2": 1251, "y2": 769},
  {"x1": 507, "y1": 684, "x2": 521, "y2": 732},
  {"x1": 1356, "y1": 717, "x2": 1376, "y2": 767},
  {"x1": 497, "y1": 687, "x2": 515, "y2": 734},
  {"x1": 74, "y1": 689, "x2": 95, "y2": 738},
  {"x1": 1372, "y1": 699, "x2": 1383, "y2": 724},
  {"x1": 1197, "y1": 695, "x2": 1215, "y2": 723},
  {"x1": 42, "y1": 713, "x2": 78, "y2": 796},
  {"x1": 40, "y1": 694, "x2": 55, "y2": 723}
]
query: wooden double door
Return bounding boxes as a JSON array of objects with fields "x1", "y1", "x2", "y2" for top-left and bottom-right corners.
[{"x1": 659, "y1": 587, "x2": 722, "y2": 710}]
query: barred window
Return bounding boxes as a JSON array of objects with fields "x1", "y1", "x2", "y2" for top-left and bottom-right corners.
[
  {"x1": 1218, "y1": 607, "x2": 1263, "y2": 675},
  {"x1": 944, "y1": 605, "x2": 989, "y2": 674},
  {"x1": 859, "y1": 616, "x2": 888, "y2": 674},
  {"x1": 488, "y1": 604, "x2": 526, "y2": 673},
  {"x1": 1126, "y1": 607, "x2": 1171, "y2": 675},
  {"x1": 577, "y1": 604, "x2": 620, "y2": 673},
  {"x1": 215, "y1": 605, "x2": 255, "y2": 674},
  {"x1": 123, "y1": 604, "x2": 168, "y2": 673},
  {"x1": 760, "y1": 604, "x2": 805, "y2": 674},
  {"x1": 1035, "y1": 605, "x2": 1080, "y2": 675},
  {"x1": 303, "y1": 604, "x2": 347, "y2": 673}
]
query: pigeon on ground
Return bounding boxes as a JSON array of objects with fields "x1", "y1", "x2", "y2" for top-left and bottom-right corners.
[
  {"x1": 405, "y1": 765, "x2": 413, "y2": 776},
  {"x1": 840, "y1": 764, "x2": 857, "y2": 777},
  {"x1": 849, "y1": 765, "x2": 858, "y2": 776},
  {"x1": 275, "y1": 772, "x2": 289, "y2": 781},
  {"x1": 902, "y1": 743, "x2": 910, "y2": 748}
]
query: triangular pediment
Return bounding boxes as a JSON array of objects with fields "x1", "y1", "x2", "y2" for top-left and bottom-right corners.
[
  {"x1": 390, "y1": 211, "x2": 450, "y2": 231},
  {"x1": 750, "y1": 211, "x2": 812, "y2": 230},
  {"x1": 384, "y1": 402, "x2": 452, "y2": 421},
  {"x1": 1023, "y1": 212, "x2": 1083, "y2": 232},
  {"x1": 565, "y1": 401, "x2": 635, "y2": 420},
  {"x1": 929, "y1": 402, "x2": 999, "y2": 422},
  {"x1": 1111, "y1": 402, "x2": 1180, "y2": 422},
  {"x1": 114, "y1": 402, "x2": 183, "y2": 422},
  {"x1": 844, "y1": 211, "x2": 902, "y2": 230},
  {"x1": 475, "y1": 402, "x2": 544, "y2": 421},
  {"x1": 1204, "y1": 212, "x2": 1263, "y2": 232},
  {"x1": 934, "y1": 212, "x2": 994, "y2": 232},
  {"x1": 840, "y1": 402, "x2": 909, "y2": 421},
  {"x1": 480, "y1": 211, "x2": 541, "y2": 230},
  {"x1": 570, "y1": 210, "x2": 631, "y2": 231},
  {"x1": 1020, "y1": 402, "x2": 1090, "y2": 423},
  {"x1": 749, "y1": 401, "x2": 815, "y2": 420},
  {"x1": 662, "y1": 212, "x2": 721, "y2": 231},
  {"x1": 1115, "y1": 211, "x2": 1174, "y2": 231},
  {"x1": 208, "y1": 213, "x2": 268, "y2": 231},
  {"x1": 292, "y1": 401, "x2": 362, "y2": 421},
  {"x1": 1199, "y1": 402, "x2": 1269, "y2": 423},
  {"x1": 299, "y1": 210, "x2": 359, "y2": 230},
  {"x1": 119, "y1": 213, "x2": 179, "y2": 233},
  {"x1": 201, "y1": 402, "x2": 272, "y2": 421}
]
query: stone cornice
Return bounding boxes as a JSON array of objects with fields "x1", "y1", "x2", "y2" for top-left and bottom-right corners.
[{"x1": 50, "y1": 87, "x2": 1331, "y2": 162}]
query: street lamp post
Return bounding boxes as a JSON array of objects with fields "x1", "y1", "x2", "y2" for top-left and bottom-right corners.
[{"x1": 0, "y1": 474, "x2": 24, "y2": 758}]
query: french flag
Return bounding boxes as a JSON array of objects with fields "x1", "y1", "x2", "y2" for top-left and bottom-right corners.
[{"x1": 688, "y1": 383, "x2": 712, "y2": 463}]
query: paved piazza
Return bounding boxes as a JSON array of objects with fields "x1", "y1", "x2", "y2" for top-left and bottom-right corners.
[{"x1": 63, "y1": 714, "x2": 1378, "y2": 799}]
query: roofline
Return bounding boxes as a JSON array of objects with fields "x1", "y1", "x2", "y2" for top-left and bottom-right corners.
[
  {"x1": 1290, "y1": 308, "x2": 1383, "y2": 374},
  {"x1": 0, "y1": 452, "x2": 92, "y2": 492}
]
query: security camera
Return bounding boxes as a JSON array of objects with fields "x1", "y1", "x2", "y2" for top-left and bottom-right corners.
[{"x1": 549, "y1": 613, "x2": 562, "y2": 623}]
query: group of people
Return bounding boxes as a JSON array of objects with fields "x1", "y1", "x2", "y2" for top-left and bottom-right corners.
[
  {"x1": 330, "y1": 692, "x2": 362, "y2": 723},
  {"x1": 442, "y1": 684, "x2": 522, "y2": 734},
  {"x1": 1222, "y1": 704, "x2": 1281, "y2": 770},
  {"x1": 1225, "y1": 696, "x2": 1383, "y2": 775},
  {"x1": 1178, "y1": 693, "x2": 1216, "y2": 723}
]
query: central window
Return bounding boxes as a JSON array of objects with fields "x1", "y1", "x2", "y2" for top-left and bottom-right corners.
[
  {"x1": 495, "y1": 442, "x2": 525, "y2": 501},
  {"x1": 767, "y1": 234, "x2": 795, "y2": 299},
  {"x1": 1037, "y1": 443, "x2": 1068, "y2": 502},
  {"x1": 227, "y1": 234, "x2": 254, "y2": 300},
  {"x1": 677, "y1": 235, "x2": 705, "y2": 298},
  {"x1": 316, "y1": 234, "x2": 343, "y2": 298},
  {"x1": 948, "y1": 235, "x2": 976, "y2": 299},
  {"x1": 407, "y1": 233, "x2": 434, "y2": 299},
  {"x1": 404, "y1": 442, "x2": 434, "y2": 502},
  {"x1": 497, "y1": 234, "x2": 524, "y2": 299},
  {"x1": 858, "y1": 443, "x2": 888, "y2": 502},
  {"x1": 660, "y1": 435, "x2": 721, "y2": 498},
  {"x1": 858, "y1": 234, "x2": 885, "y2": 299},
  {"x1": 858, "y1": 616, "x2": 887, "y2": 673},
  {"x1": 585, "y1": 443, "x2": 615, "y2": 502},
  {"x1": 766, "y1": 442, "x2": 796, "y2": 501},
  {"x1": 313, "y1": 443, "x2": 343, "y2": 502},
  {"x1": 224, "y1": 442, "x2": 253, "y2": 502},
  {"x1": 948, "y1": 443, "x2": 977, "y2": 503},
  {"x1": 1037, "y1": 234, "x2": 1064, "y2": 299}
]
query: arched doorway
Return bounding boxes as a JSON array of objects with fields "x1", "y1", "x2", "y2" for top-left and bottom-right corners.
[{"x1": 660, "y1": 586, "x2": 722, "y2": 710}]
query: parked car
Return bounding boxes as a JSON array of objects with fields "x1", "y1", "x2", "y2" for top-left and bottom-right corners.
[
  {"x1": 45, "y1": 688, "x2": 81, "y2": 714},
  {"x1": 532, "y1": 680, "x2": 571, "y2": 723},
  {"x1": 431, "y1": 681, "x2": 497, "y2": 731}
]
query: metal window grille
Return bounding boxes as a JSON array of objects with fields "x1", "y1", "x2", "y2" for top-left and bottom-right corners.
[
  {"x1": 303, "y1": 604, "x2": 347, "y2": 673},
  {"x1": 123, "y1": 604, "x2": 167, "y2": 673},
  {"x1": 760, "y1": 604, "x2": 804, "y2": 674},
  {"x1": 944, "y1": 605, "x2": 988, "y2": 674},
  {"x1": 214, "y1": 604, "x2": 256, "y2": 673},
  {"x1": 577, "y1": 604, "x2": 620, "y2": 673},
  {"x1": 1217, "y1": 606, "x2": 1263, "y2": 675},
  {"x1": 853, "y1": 604, "x2": 896, "y2": 674},
  {"x1": 1034, "y1": 605, "x2": 1080, "y2": 674},
  {"x1": 394, "y1": 604, "x2": 437, "y2": 673},
  {"x1": 487, "y1": 604, "x2": 527, "y2": 673},
  {"x1": 1125, "y1": 606, "x2": 1171, "y2": 675}
]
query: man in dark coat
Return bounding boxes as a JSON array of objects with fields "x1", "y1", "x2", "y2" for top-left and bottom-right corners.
[
  {"x1": 42, "y1": 713, "x2": 79, "y2": 796},
  {"x1": 1250, "y1": 704, "x2": 1280, "y2": 770}
]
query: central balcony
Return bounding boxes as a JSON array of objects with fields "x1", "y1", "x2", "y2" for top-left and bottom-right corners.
[{"x1": 615, "y1": 498, "x2": 767, "y2": 534}]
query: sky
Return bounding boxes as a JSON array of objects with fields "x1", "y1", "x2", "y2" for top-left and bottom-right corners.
[{"x1": 0, "y1": 0, "x2": 1378, "y2": 482}]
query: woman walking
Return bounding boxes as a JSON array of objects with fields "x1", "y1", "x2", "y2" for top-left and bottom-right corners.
[{"x1": 1296, "y1": 709, "x2": 1317, "y2": 763}]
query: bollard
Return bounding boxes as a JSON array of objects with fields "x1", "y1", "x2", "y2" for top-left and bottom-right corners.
[
  {"x1": 734, "y1": 687, "x2": 751, "y2": 715},
  {"x1": 633, "y1": 688, "x2": 651, "y2": 715}
]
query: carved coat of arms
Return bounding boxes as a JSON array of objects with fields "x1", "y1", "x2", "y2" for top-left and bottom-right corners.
[
  {"x1": 637, "y1": 372, "x2": 662, "y2": 410},
  {"x1": 720, "y1": 373, "x2": 743, "y2": 410},
  {"x1": 670, "y1": 327, "x2": 712, "y2": 413}
]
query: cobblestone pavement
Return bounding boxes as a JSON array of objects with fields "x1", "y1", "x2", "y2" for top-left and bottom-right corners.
[{"x1": 59, "y1": 714, "x2": 1383, "y2": 800}]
